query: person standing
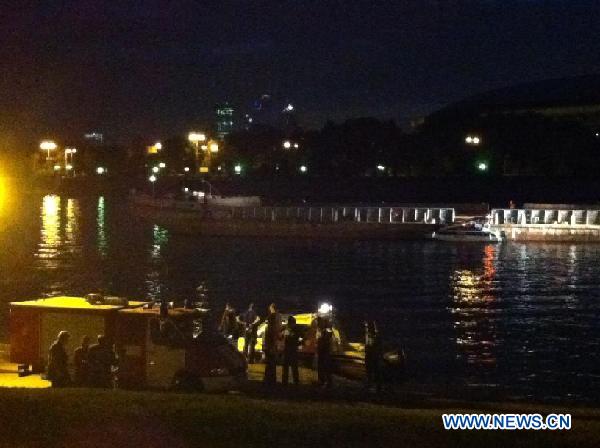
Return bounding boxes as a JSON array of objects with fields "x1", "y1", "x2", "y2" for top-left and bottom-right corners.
[
  {"x1": 73, "y1": 335, "x2": 90, "y2": 386},
  {"x1": 238, "y1": 303, "x2": 260, "y2": 363},
  {"x1": 316, "y1": 317, "x2": 333, "y2": 388},
  {"x1": 263, "y1": 303, "x2": 281, "y2": 386},
  {"x1": 87, "y1": 335, "x2": 117, "y2": 388},
  {"x1": 47, "y1": 331, "x2": 71, "y2": 387},
  {"x1": 219, "y1": 303, "x2": 237, "y2": 340},
  {"x1": 282, "y1": 315, "x2": 300, "y2": 385},
  {"x1": 364, "y1": 321, "x2": 383, "y2": 392}
]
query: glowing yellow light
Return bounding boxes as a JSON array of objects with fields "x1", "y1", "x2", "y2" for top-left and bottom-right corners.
[
  {"x1": 65, "y1": 164, "x2": 73, "y2": 171},
  {"x1": 188, "y1": 132, "x2": 206, "y2": 143},
  {"x1": 96, "y1": 167, "x2": 105, "y2": 175},
  {"x1": 147, "y1": 145, "x2": 158, "y2": 154},
  {"x1": 209, "y1": 142, "x2": 219, "y2": 153},
  {"x1": 37, "y1": 195, "x2": 61, "y2": 261},
  {"x1": 201, "y1": 144, "x2": 208, "y2": 151},
  {"x1": 40, "y1": 141, "x2": 57, "y2": 151},
  {"x1": 53, "y1": 165, "x2": 61, "y2": 171},
  {"x1": 199, "y1": 166, "x2": 209, "y2": 173}
]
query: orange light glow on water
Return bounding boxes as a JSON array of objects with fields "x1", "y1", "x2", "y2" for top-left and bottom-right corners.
[{"x1": 37, "y1": 195, "x2": 62, "y2": 261}]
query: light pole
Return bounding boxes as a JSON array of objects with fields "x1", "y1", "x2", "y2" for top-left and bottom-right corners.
[
  {"x1": 149, "y1": 174, "x2": 157, "y2": 197},
  {"x1": 188, "y1": 132, "x2": 206, "y2": 173},
  {"x1": 64, "y1": 148, "x2": 76, "y2": 176},
  {"x1": 40, "y1": 140, "x2": 57, "y2": 162}
]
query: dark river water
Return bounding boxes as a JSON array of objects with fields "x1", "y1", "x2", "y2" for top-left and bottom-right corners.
[{"x1": 1, "y1": 188, "x2": 600, "y2": 403}]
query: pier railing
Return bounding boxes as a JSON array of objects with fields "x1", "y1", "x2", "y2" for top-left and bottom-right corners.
[
  {"x1": 133, "y1": 196, "x2": 454, "y2": 225},
  {"x1": 491, "y1": 208, "x2": 600, "y2": 226}
]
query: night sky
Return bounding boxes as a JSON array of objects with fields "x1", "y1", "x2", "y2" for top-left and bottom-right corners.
[{"x1": 1, "y1": 0, "x2": 599, "y2": 146}]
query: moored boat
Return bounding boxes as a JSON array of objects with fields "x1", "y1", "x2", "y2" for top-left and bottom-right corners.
[{"x1": 432, "y1": 219, "x2": 502, "y2": 243}]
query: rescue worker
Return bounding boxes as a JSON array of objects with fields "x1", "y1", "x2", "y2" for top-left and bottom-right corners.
[
  {"x1": 364, "y1": 320, "x2": 383, "y2": 392},
  {"x1": 87, "y1": 335, "x2": 117, "y2": 388},
  {"x1": 73, "y1": 335, "x2": 90, "y2": 386},
  {"x1": 316, "y1": 317, "x2": 333, "y2": 388},
  {"x1": 47, "y1": 330, "x2": 71, "y2": 387},
  {"x1": 263, "y1": 303, "x2": 281, "y2": 386},
  {"x1": 282, "y1": 315, "x2": 300, "y2": 385},
  {"x1": 219, "y1": 302, "x2": 237, "y2": 340},
  {"x1": 238, "y1": 303, "x2": 260, "y2": 363}
]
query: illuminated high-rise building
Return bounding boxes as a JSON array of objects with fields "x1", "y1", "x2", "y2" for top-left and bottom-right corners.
[{"x1": 215, "y1": 103, "x2": 234, "y2": 140}]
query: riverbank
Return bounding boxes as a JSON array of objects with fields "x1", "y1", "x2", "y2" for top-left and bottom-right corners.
[{"x1": 0, "y1": 387, "x2": 598, "y2": 447}]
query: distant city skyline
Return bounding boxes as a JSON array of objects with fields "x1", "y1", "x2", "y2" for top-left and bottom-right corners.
[{"x1": 1, "y1": 1, "x2": 600, "y2": 147}]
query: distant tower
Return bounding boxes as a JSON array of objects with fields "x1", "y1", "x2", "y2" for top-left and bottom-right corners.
[{"x1": 215, "y1": 103, "x2": 234, "y2": 140}]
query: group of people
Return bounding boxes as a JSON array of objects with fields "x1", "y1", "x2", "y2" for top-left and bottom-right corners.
[
  {"x1": 47, "y1": 331, "x2": 117, "y2": 388},
  {"x1": 220, "y1": 302, "x2": 337, "y2": 388}
]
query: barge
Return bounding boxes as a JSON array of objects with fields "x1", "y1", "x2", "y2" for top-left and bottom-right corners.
[
  {"x1": 490, "y1": 208, "x2": 600, "y2": 242},
  {"x1": 130, "y1": 194, "x2": 456, "y2": 240}
]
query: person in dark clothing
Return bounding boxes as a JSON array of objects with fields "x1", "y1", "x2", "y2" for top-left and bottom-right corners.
[
  {"x1": 263, "y1": 303, "x2": 281, "y2": 386},
  {"x1": 364, "y1": 321, "x2": 383, "y2": 392},
  {"x1": 219, "y1": 303, "x2": 237, "y2": 340},
  {"x1": 238, "y1": 303, "x2": 260, "y2": 363},
  {"x1": 73, "y1": 335, "x2": 90, "y2": 386},
  {"x1": 87, "y1": 335, "x2": 117, "y2": 388},
  {"x1": 47, "y1": 331, "x2": 71, "y2": 387},
  {"x1": 282, "y1": 315, "x2": 300, "y2": 385},
  {"x1": 316, "y1": 317, "x2": 333, "y2": 388}
]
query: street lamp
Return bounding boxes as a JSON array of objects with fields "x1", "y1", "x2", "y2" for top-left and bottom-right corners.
[
  {"x1": 64, "y1": 148, "x2": 76, "y2": 175},
  {"x1": 40, "y1": 140, "x2": 57, "y2": 160},
  {"x1": 188, "y1": 132, "x2": 206, "y2": 170},
  {"x1": 184, "y1": 166, "x2": 190, "y2": 172},
  {"x1": 96, "y1": 167, "x2": 106, "y2": 175},
  {"x1": 234, "y1": 164, "x2": 242, "y2": 174},
  {"x1": 299, "y1": 165, "x2": 307, "y2": 173},
  {"x1": 283, "y1": 140, "x2": 292, "y2": 149},
  {"x1": 152, "y1": 166, "x2": 160, "y2": 173},
  {"x1": 209, "y1": 142, "x2": 219, "y2": 153},
  {"x1": 149, "y1": 174, "x2": 157, "y2": 197},
  {"x1": 377, "y1": 164, "x2": 385, "y2": 172},
  {"x1": 465, "y1": 135, "x2": 481, "y2": 145},
  {"x1": 158, "y1": 162, "x2": 166, "y2": 168},
  {"x1": 477, "y1": 161, "x2": 488, "y2": 171}
]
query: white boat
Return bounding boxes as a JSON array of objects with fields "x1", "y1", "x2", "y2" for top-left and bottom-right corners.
[{"x1": 431, "y1": 221, "x2": 502, "y2": 242}]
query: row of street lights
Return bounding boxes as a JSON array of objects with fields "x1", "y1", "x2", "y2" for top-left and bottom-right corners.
[
  {"x1": 40, "y1": 140, "x2": 110, "y2": 175},
  {"x1": 40, "y1": 140, "x2": 78, "y2": 175}
]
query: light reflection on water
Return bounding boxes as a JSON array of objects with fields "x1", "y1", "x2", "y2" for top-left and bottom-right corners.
[
  {"x1": 36, "y1": 195, "x2": 62, "y2": 266},
  {"x1": 1, "y1": 194, "x2": 600, "y2": 403}
]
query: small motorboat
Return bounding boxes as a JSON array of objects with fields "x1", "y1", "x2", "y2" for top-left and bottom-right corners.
[{"x1": 431, "y1": 219, "x2": 502, "y2": 243}]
